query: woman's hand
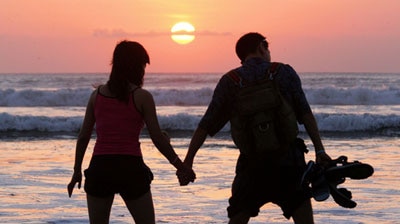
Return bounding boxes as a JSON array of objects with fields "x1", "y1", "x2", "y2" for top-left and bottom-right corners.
[{"x1": 67, "y1": 171, "x2": 82, "y2": 197}]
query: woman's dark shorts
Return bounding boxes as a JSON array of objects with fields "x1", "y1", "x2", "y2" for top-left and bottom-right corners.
[
  {"x1": 84, "y1": 155, "x2": 153, "y2": 200},
  {"x1": 227, "y1": 138, "x2": 310, "y2": 219}
]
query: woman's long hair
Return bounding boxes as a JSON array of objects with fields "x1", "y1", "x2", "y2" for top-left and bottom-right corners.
[{"x1": 107, "y1": 40, "x2": 150, "y2": 102}]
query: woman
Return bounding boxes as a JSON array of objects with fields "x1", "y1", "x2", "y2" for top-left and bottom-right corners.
[{"x1": 67, "y1": 40, "x2": 195, "y2": 224}]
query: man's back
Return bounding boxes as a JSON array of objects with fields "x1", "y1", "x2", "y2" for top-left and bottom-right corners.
[{"x1": 228, "y1": 62, "x2": 298, "y2": 159}]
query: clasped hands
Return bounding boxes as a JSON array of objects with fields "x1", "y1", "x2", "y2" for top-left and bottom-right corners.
[{"x1": 176, "y1": 162, "x2": 196, "y2": 186}]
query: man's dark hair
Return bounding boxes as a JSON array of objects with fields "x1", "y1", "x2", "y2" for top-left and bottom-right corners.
[{"x1": 235, "y1": 32, "x2": 266, "y2": 62}]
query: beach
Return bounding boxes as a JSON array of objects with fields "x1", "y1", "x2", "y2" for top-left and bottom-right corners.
[{"x1": 1, "y1": 135, "x2": 399, "y2": 223}]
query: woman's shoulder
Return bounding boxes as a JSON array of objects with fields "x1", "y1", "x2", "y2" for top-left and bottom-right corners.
[
  {"x1": 133, "y1": 87, "x2": 152, "y2": 98},
  {"x1": 132, "y1": 88, "x2": 155, "y2": 108},
  {"x1": 97, "y1": 84, "x2": 117, "y2": 97}
]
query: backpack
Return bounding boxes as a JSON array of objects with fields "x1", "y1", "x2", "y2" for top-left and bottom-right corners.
[{"x1": 228, "y1": 62, "x2": 299, "y2": 159}]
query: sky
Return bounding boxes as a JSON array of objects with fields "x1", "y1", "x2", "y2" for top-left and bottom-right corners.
[{"x1": 1, "y1": 0, "x2": 399, "y2": 73}]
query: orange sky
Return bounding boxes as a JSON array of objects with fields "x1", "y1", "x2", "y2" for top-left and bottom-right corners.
[{"x1": 1, "y1": 0, "x2": 399, "y2": 73}]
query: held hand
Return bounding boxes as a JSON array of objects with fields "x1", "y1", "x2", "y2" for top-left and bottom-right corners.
[
  {"x1": 67, "y1": 171, "x2": 82, "y2": 197},
  {"x1": 176, "y1": 165, "x2": 196, "y2": 186}
]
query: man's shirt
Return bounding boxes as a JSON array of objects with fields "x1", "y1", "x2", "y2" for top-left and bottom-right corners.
[{"x1": 199, "y1": 57, "x2": 312, "y2": 136}]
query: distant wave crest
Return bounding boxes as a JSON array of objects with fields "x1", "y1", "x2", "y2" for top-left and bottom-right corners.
[
  {"x1": 1, "y1": 112, "x2": 399, "y2": 135},
  {"x1": 0, "y1": 87, "x2": 399, "y2": 107}
]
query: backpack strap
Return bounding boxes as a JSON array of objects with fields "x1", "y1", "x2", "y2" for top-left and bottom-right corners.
[
  {"x1": 227, "y1": 70, "x2": 244, "y2": 87},
  {"x1": 228, "y1": 62, "x2": 282, "y2": 86},
  {"x1": 268, "y1": 62, "x2": 281, "y2": 80}
]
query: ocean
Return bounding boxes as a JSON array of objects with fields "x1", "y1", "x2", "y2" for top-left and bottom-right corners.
[{"x1": 0, "y1": 72, "x2": 399, "y2": 223}]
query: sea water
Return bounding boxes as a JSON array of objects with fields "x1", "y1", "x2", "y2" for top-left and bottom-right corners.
[{"x1": 0, "y1": 72, "x2": 399, "y2": 223}]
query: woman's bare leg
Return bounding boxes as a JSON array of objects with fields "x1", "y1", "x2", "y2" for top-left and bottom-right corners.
[
  {"x1": 86, "y1": 194, "x2": 114, "y2": 224},
  {"x1": 124, "y1": 190, "x2": 156, "y2": 224}
]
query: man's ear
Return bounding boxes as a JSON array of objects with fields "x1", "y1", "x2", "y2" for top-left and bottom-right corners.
[{"x1": 257, "y1": 43, "x2": 265, "y2": 55}]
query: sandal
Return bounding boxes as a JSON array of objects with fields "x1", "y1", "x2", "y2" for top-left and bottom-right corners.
[{"x1": 325, "y1": 156, "x2": 374, "y2": 182}]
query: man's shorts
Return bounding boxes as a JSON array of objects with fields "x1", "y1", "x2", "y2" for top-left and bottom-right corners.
[
  {"x1": 84, "y1": 154, "x2": 153, "y2": 200},
  {"x1": 227, "y1": 139, "x2": 310, "y2": 219}
]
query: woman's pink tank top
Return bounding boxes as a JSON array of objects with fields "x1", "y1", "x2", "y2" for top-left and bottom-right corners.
[{"x1": 93, "y1": 90, "x2": 144, "y2": 156}]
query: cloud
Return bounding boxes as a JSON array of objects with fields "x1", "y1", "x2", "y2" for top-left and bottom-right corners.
[
  {"x1": 92, "y1": 29, "x2": 168, "y2": 38},
  {"x1": 93, "y1": 29, "x2": 232, "y2": 38},
  {"x1": 195, "y1": 31, "x2": 232, "y2": 36}
]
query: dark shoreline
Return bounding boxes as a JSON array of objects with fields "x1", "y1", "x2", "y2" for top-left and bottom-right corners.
[{"x1": 1, "y1": 128, "x2": 398, "y2": 141}]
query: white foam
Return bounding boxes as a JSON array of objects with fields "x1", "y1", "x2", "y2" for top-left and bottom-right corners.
[
  {"x1": 1, "y1": 111, "x2": 398, "y2": 133},
  {"x1": 0, "y1": 86, "x2": 399, "y2": 107}
]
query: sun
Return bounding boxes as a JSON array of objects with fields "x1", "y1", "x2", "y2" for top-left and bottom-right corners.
[{"x1": 171, "y1": 22, "x2": 195, "y2": 45}]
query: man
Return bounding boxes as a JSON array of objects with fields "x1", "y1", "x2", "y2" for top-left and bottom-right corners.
[{"x1": 181, "y1": 32, "x2": 331, "y2": 223}]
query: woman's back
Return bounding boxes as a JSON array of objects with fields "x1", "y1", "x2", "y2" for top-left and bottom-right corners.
[{"x1": 93, "y1": 85, "x2": 144, "y2": 156}]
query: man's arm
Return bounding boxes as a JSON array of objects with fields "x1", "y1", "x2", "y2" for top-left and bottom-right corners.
[
  {"x1": 177, "y1": 127, "x2": 207, "y2": 186},
  {"x1": 179, "y1": 73, "x2": 233, "y2": 185},
  {"x1": 184, "y1": 127, "x2": 208, "y2": 168},
  {"x1": 302, "y1": 112, "x2": 332, "y2": 166}
]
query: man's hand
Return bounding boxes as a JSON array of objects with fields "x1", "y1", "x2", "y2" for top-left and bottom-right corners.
[{"x1": 316, "y1": 151, "x2": 332, "y2": 168}]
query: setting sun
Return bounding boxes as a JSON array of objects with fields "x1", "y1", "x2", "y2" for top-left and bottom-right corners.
[{"x1": 171, "y1": 21, "x2": 195, "y2": 45}]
